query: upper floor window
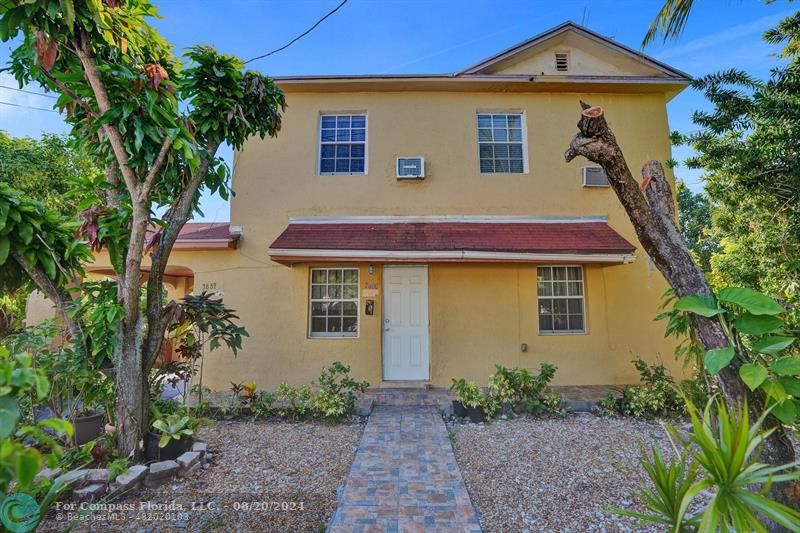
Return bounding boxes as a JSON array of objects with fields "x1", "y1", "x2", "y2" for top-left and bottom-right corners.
[
  {"x1": 477, "y1": 113, "x2": 525, "y2": 174},
  {"x1": 537, "y1": 266, "x2": 585, "y2": 334},
  {"x1": 319, "y1": 114, "x2": 366, "y2": 175}
]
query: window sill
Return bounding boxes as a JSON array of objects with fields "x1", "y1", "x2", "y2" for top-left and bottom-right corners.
[
  {"x1": 538, "y1": 331, "x2": 587, "y2": 336},
  {"x1": 308, "y1": 335, "x2": 360, "y2": 340},
  {"x1": 318, "y1": 173, "x2": 367, "y2": 176}
]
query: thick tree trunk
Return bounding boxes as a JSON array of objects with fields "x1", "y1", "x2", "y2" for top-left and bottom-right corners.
[
  {"x1": 565, "y1": 102, "x2": 798, "y2": 523},
  {"x1": 114, "y1": 317, "x2": 145, "y2": 458}
]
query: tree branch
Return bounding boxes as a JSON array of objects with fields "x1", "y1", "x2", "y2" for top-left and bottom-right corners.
[
  {"x1": 142, "y1": 141, "x2": 221, "y2": 370},
  {"x1": 140, "y1": 136, "x2": 174, "y2": 199},
  {"x1": 71, "y1": 34, "x2": 140, "y2": 198},
  {"x1": 11, "y1": 249, "x2": 79, "y2": 340},
  {"x1": 36, "y1": 66, "x2": 99, "y2": 119}
]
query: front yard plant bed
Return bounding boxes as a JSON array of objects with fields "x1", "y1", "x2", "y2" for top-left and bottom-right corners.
[
  {"x1": 39, "y1": 419, "x2": 364, "y2": 532},
  {"x1": 449, "y1": 414, "x2": 688, "y2": 532}
]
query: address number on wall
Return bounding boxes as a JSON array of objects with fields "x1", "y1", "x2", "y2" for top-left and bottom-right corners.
[{"x1": 201, "y1": 282, "x2": 217, "y2": 290}]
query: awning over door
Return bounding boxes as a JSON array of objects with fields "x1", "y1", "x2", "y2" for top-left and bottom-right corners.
[{"x1": 268, "y1": 216, "x2": 636, "y2": 265}]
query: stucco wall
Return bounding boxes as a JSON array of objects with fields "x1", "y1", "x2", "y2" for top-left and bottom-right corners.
[{"x1": 73, "y1": 88, "x2": 682, "y2": 391}]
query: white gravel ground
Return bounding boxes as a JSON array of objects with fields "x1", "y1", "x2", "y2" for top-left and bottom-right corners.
[
  {"x1": 449, "y1": 413, "x2": 676, "y2": 532},
  {"x1": 41, "y1": 419, "x2": 364, "y2": 532}
]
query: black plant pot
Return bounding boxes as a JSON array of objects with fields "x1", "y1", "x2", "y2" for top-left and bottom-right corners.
[
  {"x1": 73, "y1": 411, "x2": 105, "y2": 445},
  {"x1": 144, "y1": 432, "x2": 194, "y2": 462},
  {"x1": 452, "y1": 400, "x2": 467, "y2": 418},
  {"x1": 466, "y1": 405, "x2": 486, "y2": 423}
]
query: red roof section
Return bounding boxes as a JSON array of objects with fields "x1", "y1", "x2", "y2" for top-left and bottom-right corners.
[
  {"x1": 269, "y1": 222, "x2": 635, "y2": 255},
  {"x1": 166, "y1": 223, "x2": 240, "y2": 250}
]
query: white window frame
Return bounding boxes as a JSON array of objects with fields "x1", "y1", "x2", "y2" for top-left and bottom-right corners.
[
  {"x1": 537, "y1": 265, "x2": 586, "y2": 335},
  {"x1": 318, "y1": 113, "x2": 368, "y2": 176},
  {"x1": 309, "y1": 267, "x2": 360, "y2": 338},
  {"x1": 476, "y1": 111, "x2": 528, "y2": 174}
]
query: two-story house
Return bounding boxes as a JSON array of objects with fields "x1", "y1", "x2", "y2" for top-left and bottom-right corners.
[{"x1": 71, "y1": 22, "x2": 690, "y2": 391}]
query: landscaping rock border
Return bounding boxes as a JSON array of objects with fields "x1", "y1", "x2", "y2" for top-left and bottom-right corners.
[{"x1": 66, "y1": 441, "x2": 212, "y2": 504}]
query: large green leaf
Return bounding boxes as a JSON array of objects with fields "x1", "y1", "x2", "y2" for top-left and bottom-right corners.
[
  {"x1": 718, "y1": 287, "x2": 784, "y2": 315},
  {"x1": 780, "y1": 377, "x2": 800, "y2": 397},
  {"x1": 0, "y1": 396, "x2": 20, "y2": 440},
  {"x1": 674, "y1": 294, "x2": 721, "y2": 317},
  {"x1": 771, "y1": 399, "x2": 799, "y2": 425},
  {"x1": 740, "y1": 363, "x2": 768, "y2": 391},
  {"x1": 733, "y1": 313, "x2": 783, "y2": 336},
  {"x1": 15, "y1": 448, "x2": 42, "y2": 490},
  {"x1": 705, "y1": 346, "x2": 735, "y2": 375},
  {"x1": 763, "y1": 379, "x2": 788, "y2": 403},
  {"x1": 753, "y1": 336, "x2": 795, "y2": 355},
  {"x1": 771, "y1": 357, "x2": 800, "y2": 377}
]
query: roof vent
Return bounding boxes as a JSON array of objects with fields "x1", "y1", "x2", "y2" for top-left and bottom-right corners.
[
  {"x1": 582, "y1": 166, "x2": 610, "y2": 187},
  {"x1": 555, "y1": 52, "x2": 569, "y2": 72},
  {"x1": 396, "y1": 157, "x2": 425, "y2": 180}
]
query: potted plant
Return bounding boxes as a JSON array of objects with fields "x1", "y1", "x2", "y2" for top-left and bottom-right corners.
[
  {"x1": 455, "y1": 381, "x2": 486, "y2": 423},
  {"x1": 146, "y1": 411, "x2": 199, "y2": 461},
  {"x1": 449, "y1": 378, "x2": 469, "y2": 417}
]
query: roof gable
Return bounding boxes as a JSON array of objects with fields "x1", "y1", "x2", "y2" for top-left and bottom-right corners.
[{"x1": 459, "y1": 21, "x2": 689, "y2": 80}]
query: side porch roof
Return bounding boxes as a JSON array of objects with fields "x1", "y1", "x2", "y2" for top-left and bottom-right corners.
[{"x1": 268, "y1": 216, "x2": 636, "y2": 265}]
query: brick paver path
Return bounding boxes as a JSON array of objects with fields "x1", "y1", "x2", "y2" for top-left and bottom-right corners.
[{"x1": 329, "y1": 406, "x2": 482, "y2": 532}]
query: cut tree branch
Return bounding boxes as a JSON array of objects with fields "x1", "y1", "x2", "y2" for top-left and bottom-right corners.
[{"x1": 565, "y1": 101, "x2": 799, "y2": 522}]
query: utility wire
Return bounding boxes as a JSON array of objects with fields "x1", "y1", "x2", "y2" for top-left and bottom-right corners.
[
  {"x1": 0, "y1": 100, "x2": 58, "y2": 113},
  {"x1": 244, "y1": 0, "x2": 349, "y2": 64},
  {"x1": 0, "y1": 84, "x2": 58, "y2": 99}
]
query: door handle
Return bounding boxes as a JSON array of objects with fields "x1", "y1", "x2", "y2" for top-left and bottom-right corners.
[{"x1": 384, "y1": 326, "x2": 391, "y2": 331}]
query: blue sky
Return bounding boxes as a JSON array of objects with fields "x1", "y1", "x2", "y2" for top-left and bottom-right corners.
[{"x1": 0, "y1": 0, "x2": 794, "y2": 221}]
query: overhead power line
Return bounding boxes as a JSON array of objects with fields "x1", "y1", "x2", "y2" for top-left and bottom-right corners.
[
  {"x1": 0, "y1": 100, "x2": 59, "y2": 113},
  {"x1": 244, "y1": 0, "x2": 349, "y2": 64},
  {"x1": 0, "y1": 85, "x2": 58, "y2": 99}
]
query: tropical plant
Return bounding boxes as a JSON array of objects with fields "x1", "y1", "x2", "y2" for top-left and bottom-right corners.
[
  {"x1": 665, "y1": 287, "x2": 800, "y2": 425},
  {"x1": 312, "y1": 362, "x2": 368, "y2": 419},
  {"x1": 614, "y1": 358, "x2": 706, "y2": 418},
  {"x1": 107, "y1": 457, "x2": 130, "y2": 482},
  {"x1": 0, "y1": 0, "x2": 284, "y2": 457},
  {"x1": 675, "y1": 180, "x2": 718, "y2": 273},
  {"x1": 276, "y1": 383, "x2": 314, "y2": 420},
  {"x1": 614, "y1": 397, "x2": 800, "y2": 531},
  {"x1": 168, "y1": 292, "x2": 249, "y2": 405},
  {"x1": 151, "y1": 413, "x2": 200, "y2": 449},
  {"x1": 670, "y1": 13, "x2": 800, "y2": 331},
  {"x1": 452, "y1": 380, "x2": 484, "y2": 409}
]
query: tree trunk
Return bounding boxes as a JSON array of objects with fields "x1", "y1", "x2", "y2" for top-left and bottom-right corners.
[
  {"x1": 565, "y1": 102, "x2": 798, "y2": 523},
  {"x1": 113, "y1": 317, "x2": 145, "y2": 457}
]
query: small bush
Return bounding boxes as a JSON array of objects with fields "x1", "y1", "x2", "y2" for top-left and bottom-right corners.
[
  {"x1": 276, "y1": 382, "x2": 314, "y2": 419},
  {"x1": 313, "y1": 361, "x2": 369, "y2": 419},
  {"x1": 542, "y1": 387, "x2": 566, "y2": 415},
  {"x1": 252, "y1": 391, "x2": 276, "y2": 419},
  {"x1": 611, "y1": 358, "x2": 707, "y2": 418}
]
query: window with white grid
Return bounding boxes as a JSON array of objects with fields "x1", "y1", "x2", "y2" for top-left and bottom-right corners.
[
  {"x1": 537, "y1": 266, "x2": 585, "y2": 334},
  {"x1": 477, "y1": 113, "x2": 526, "y2": 173},
  {"x1": 309, "y1": 268, "x2": 359, "y2": 337},
  {"x1": 319, "y1": 114, "x2": 366, "y2": 174}
]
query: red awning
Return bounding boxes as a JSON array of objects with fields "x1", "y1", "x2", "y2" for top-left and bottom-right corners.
[{"x1": 268, "y1": 217, "x2": 635, "y2": 264}]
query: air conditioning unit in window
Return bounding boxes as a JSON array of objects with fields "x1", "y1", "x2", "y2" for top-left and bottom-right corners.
[
  {"x1": 581, "y1": 166, "x2": 610, "y2": 187},
  {"x1": 396, "y1": 157, "x2": 425, "y2": 179}
]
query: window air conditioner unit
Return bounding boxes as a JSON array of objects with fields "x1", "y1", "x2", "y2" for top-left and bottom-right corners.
[
  {"x1": 396, "y1": 157, "x2": 425, "y2": 179},
  {"x1": 581, "y1": 166, "x2": 610, "y2": 187}
]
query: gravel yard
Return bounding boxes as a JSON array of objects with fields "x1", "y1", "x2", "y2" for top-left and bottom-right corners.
[
  {"x1": 41, "y1": 419, "x2": 363, "y2": 532},
  {"x1": 450, "y1": 413, "x2": 675, "y2": 532}
]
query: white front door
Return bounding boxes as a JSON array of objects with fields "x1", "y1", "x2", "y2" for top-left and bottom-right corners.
[{"x1": 383, "y1": 266, "x2": 430, "y2": 381}]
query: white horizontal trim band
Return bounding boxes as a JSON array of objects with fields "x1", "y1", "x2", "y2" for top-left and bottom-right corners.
[
  {"x1": 269, "y1": 248, "x2": 636, "y2": 264},
  {"x1": 287, "y1": 215, "x2": 609, "y2": 225}
]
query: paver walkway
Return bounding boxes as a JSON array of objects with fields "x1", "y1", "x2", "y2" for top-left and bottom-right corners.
[{"x1": 329, "y1": 406, "x2": 482, "y2": 532}]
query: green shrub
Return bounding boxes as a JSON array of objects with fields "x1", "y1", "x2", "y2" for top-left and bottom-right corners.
[
  {"x1": 613, "y1": 397, "x2": 800, "y2": 530},
  {"x1": 277, "y1": 382, "x2": 314, "y2": 419},
  {"x1": 107, "y1": 458, "x2": 130, "y2": 481},
  {"x1": 616, "y1": 358, "x2": 706, "y2": 418},
  {"x1": 252, "y1": 391, "x2": 276, "y2": 419},
  {"x1": 313, "y1": 361, "x2": 369, "y2": 419},
  {"x1": 451, "y1": 379, "x2": 484, "y2": 408},
  {"x1": 542, "y1": 387, "x2": 566, "y2": 415},
  {"x1": 599, "y1": 391, "x2": 619, "y2": 415}
]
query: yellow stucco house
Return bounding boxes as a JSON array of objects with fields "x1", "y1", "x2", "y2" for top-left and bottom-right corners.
[{"x1": 50, "y1": 22, "x2": 691, "y2": 392}]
